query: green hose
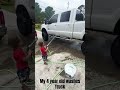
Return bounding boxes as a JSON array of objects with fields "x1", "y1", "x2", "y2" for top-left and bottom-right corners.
[
  {"x1": 0, "y1": 69, "x2": 16, "y2": 75},
  {"x1": 0, "y1": 85, "x2": 35, "y2": 88},
  {"x1": 0, "y1": 69, "x2": 35, "y2": 88},
  {"x1": 46, "y1": 69, "x2": 64, "y2": 90},
  {"x1": 87, "y1": 81, "x2": 120, "y2": 90},
  {"x1": 36, "y1": 60, "x2": 85, "y2": 67}
]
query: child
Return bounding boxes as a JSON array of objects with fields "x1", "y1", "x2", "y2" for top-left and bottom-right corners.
[
  {"x1": 38, "y1": 42, "x2": 48, "y2": 65},
  {"x1": 12, "y1": 37, "x2": 33, "y2": 87}
]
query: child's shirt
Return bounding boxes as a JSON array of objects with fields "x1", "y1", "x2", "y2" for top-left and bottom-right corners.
[
  {"x1": 40, "y1": 46, "x2": 47, "y2": 56},
  {"x1": 13, "y1": 48, "x2": 29, "y2": 70}
]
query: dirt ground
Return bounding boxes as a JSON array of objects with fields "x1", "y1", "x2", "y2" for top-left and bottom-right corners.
[{"x1": 35, "y1": 31, "x2": 85, "y2": 90}]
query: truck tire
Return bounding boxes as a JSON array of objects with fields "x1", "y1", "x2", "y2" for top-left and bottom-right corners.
[
  {"x1": 81, "y1": 42, "x2": 86, "y2": 55},
  {"x1": 111, "y1": 36, "x2": 120, "y2": 66},
  {"x1": 16, "y1": 6, "x2": 32, "y2": 36},
  {"x1": 42, "y1": 30, "x2": 48, "y2": 41}
]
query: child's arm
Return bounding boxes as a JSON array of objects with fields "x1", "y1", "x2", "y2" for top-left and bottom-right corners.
[
  {"x1": 23, "y1": 50, "x2": 32, "y2": 61},
  {"x1": 45, "y1": 45, "x2": 48, "y2": 51}
]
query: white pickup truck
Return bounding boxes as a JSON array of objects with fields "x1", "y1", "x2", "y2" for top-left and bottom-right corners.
[
  {"x1": 41, "y1": 8, "x2": 85, "y2": 41},
  {"x1": 15, "y1": 0, "x2": 35, "y2": 36},
  {"x1": 85, "y1": 0, "x2": 120, "y2": 65}
]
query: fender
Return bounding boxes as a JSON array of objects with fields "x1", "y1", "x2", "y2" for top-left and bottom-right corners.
[{"x1": 41, "y1": 24, "x2": 48, "y2": 31}]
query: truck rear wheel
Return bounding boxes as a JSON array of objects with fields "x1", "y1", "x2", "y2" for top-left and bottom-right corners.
[
  {"x1": 111, "y1": 36, "x2": 120, "y2": 66},
  {"x1": 42, "y1": 30, "x2": 48, "y2": 41},
  {"x1": 81, "y1": 42, "x2": 86, "y2": 55},
  {"x1": 16, "y1": 6, "x2": 32, "y2": 36}
]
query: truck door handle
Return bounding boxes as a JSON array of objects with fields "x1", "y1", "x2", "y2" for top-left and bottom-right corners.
[{"x1": 55, "y1": 25, "x2": 56, "y2": 26}]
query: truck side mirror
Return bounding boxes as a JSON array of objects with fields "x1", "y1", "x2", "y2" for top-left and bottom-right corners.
[
  {"x1": 44, "y1": 20, "x2": 48, "y2": 24},
  {"x1": 44, "y1": 20, "x2": 51, "y2": 24},
  {"x1": 48, "y1": 21, "x2": 52, "y2": 24}
]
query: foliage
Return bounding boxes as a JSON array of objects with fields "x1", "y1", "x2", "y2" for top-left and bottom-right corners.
[
  {"x1": 0, "y1": 0, "x2": 15, "y2": 13},
  {"x1": 35, "y1": 2, "x2": 55, "y2": 24},
  {"x1": 35, "y1": 24, "x2": 41, "y2": 30},
  {"x1": 35, "y1": 2, "x2": 42, "y2": 23},
  {"x1": 78, "y1": 5, "x2": 85, "y2": 15},
  {"x1": 45, "y1": 6, "x2": 55, "y2": 20}
]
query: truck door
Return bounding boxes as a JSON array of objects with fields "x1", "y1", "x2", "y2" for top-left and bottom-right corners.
[
  {"x1": 91, "y1": 0, "x2": 119, "y2": 32},
  {"x1": 47, "y1": 14, "x2": 58, "y2": 35},
  {"x1": 73, "y1": 10, "x2": 85, "y2": 39},
  {"x1": 55, "y1": 10, "x2": 73, "y2": 38}
]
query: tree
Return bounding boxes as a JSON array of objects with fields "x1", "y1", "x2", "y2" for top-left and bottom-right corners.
[
  {"x1": 78, "y1": 5, "x2": 85, "y2": 15},
  {"x1": 35, "y1": 2, "x2": 41, "y2": 23},
  {"x1": 35, "y1": 3, "x2": 55, "y2": 23},
  {"x1": 39, "y1": 12, "x2": 46, "y2": 23},
  {"x1": 45, "y1": 6, "x2": 55, "y2": 20}
]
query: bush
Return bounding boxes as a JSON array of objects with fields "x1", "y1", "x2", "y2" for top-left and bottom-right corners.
[{"x1": 35, "y1": 24, "x2": 41, "y2": 30}]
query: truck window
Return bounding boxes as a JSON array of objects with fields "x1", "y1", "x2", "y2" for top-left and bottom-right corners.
[
  {"x1": 60, "y1": 11, "x2": 71, "y2": 22},
  {"x1": 76, "y1": 10, "x2": 84, "y2": 21},
  {"x1": 49, "y1": 14, "x2": 58, "y2": 23}
]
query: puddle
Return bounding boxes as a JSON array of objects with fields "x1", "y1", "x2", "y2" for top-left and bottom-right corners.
[{"x1": 70, "y1": 41, "x2": 83, "y2": 51}]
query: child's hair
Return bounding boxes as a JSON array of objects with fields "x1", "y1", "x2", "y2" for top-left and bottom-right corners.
[
  {"x1": 38, "y1": 42, "x2": 43, "y2": 47},
  {"x1": 10, "y1": 36, "x2": 21, "y2": 48}
]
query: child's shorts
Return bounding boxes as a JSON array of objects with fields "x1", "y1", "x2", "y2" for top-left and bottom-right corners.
[
  {"x1": 17, "y1": 67, "x2": 30, "y2": 83},
  {"x1": 42, "y1": 56, "x2": 47, "y2": 61}
]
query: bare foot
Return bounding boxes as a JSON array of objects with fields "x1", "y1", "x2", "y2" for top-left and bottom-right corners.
[
  {"x1": 44, "y1": 62, "x2": 48, "y2": 65},
  {"x1": 22, "y1": 84, "x2": 31, "y2": 90}
]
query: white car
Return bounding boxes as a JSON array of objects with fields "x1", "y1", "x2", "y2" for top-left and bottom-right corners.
[
  {"x1": 85, "y1": 0, "x2": 120, "y2": 65},
  {"x1": 41, "y1": 8, "x2": 85, "y2": 41},
  {"x1": 15, "y1": 0, "x2": 35, "y2": 36}
]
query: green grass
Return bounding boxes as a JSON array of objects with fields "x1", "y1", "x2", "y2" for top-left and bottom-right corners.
[
  {"x1": 0, "y1": 0, "x2": 15, "y2": 13},
  {"x1": 1, "y1": 4, "x2": 15, "y2": 13},
  {"x1": 35, "y1": 24, "x2": 41, "y2": 30}
]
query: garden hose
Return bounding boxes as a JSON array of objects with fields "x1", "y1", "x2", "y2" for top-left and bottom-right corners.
[
  {"x1": 0, "y1": 69, "x2": 16, "y2": 75},
  {"x1": 36, "y1": 59, "x2": 85, "y2": 67},
  {"x1": 0, "y1": 69, "x2": 35, "y2": 88},
  {"x1": 0, "y1": 85, "x2": 35, "y2": 88},
  {"x1": 88, "y1": 81, "x2": 120, "y2": 90},
  {"x1": 47, "y1": 36, "x2": 57, "y2": 47},
  {"x1": 46, "y1": 69, "x2": 64, "y2": 90}
]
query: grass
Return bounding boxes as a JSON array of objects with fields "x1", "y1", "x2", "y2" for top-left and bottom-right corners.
[
  {"x1": 1, "y1": 4, "x2": 15, "y2": 13},
  {"x1": 0, "y1": 0, "x2": 15, "y2": 13},
  {"x1": 35, "y1": 24, "x2": 41, "y2": 31}
]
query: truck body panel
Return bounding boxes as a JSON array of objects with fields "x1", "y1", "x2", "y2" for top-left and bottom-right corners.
[{"x1": 86, "y1": 0, "x2": 120, "y2": 34}]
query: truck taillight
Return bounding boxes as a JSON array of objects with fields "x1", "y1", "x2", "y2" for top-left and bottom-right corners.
[{"x1": 0, "y1": 11, "x2": 5, "y2": 25}]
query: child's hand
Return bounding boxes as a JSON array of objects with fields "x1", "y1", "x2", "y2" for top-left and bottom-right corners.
[
  {"x1": 28, "y1": 50, "x2": 32, "y2": 56},
  {"x1": 45, "y1": 45, "x2": 48, "y2": 48},
  {"x1": 46, "y1": 46, "x2": 48, "y2": 51}
]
